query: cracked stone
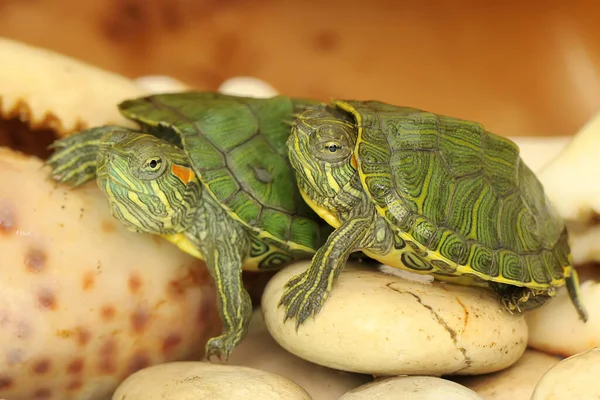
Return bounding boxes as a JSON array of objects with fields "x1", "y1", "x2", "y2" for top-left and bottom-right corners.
[
  {"x1": 389, "y1": 286, "x2": 473, "y2": 374},
  {"x1": 261, "y1": 262, "x2": 528, "y2": 376}
]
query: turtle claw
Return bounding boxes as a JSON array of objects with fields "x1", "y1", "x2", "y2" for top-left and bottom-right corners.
[
  {"x1": 204, "y1": 334, "x2": 237, "y2": 362},
  {"x1": 283, "y1": 272, "x2": 304, "y2": 288},
  {"x1": 278, "y1": 272, "x2": 327, "y2": 330}
]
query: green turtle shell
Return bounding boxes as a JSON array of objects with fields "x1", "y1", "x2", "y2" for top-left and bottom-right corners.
[
  {"x1": 118, "y1": 92, "x2": 330, "y2": 254},
  {"x1": 332, "y1": 99, "x2": 570, "y2": 289}
]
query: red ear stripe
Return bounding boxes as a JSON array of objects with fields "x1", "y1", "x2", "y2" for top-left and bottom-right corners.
[
  {"x1": 171, "y1": 164, "x2": 195, "y2": 184},
  {"x1": 351, "y1": 154, "x2": 358, "y2": 169}
]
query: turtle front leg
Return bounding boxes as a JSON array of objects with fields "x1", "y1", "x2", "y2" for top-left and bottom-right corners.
[
  {"x1": 185, "y1": 209, "x2": 254, "y2": 362},
  {"x1": 46, "y1": 126, "x2": 137, "y2": 186},
  {"x1": 278, "y1": 216, "x2": 371, "y2": 329},
  {"x1": 201, "y1": 239, "x2": 253, "y2": 361}
]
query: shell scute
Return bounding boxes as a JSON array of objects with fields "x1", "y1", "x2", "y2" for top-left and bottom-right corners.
[
  {"x1": 528, "y1": 253, "x2": 552, "y2": 284},
  {"x1": 386, "y1": 203, "x2": 410, "y2": 230},
  {"x1": 224, "y1": 190, "x2": 261, "y2": 225},
  {"x1": 357, "y1": 139, "x2": 389, "y2": 166},
  {"x1": 550, "y1": 247, "x2": 568, "y2": 280},
  {"x1": 482, "y1": 133, "x2": 520, "y2": 197},
  {"x1": 469, "y1": 243, "x2": 498, "y2": 277},
  {"x1": 445, "y1": 175, "x2": 489, "y2": 242},
  {"x1": 200, "y1": 168, "x2": 238, "y2": 201},
  {"x1": 437, "y1": 232, "x2": 469, "y2": 265},
  {"x1": 497, "y1": 250, "x2": 529, "y2": 283},
  {"x1": 497, "y1": 192, "x2": 526, "y2": 251},
  {"x1": 411, "y1": 218, "x2": 438, "y2": 248},
  {"x1": 390, "y1": 151, "x2": 431, "y2": 214},
  {"x1": 438, "y1": 117, "x2": 484, "y2": 178},
  {"x1": 258, "y1": 209, "x2": 292, "y2": 240},
  {"x1": 421, "y1": 154, "x2": 455, "y2": 226},
  {"x1": 381, "y1": 113, "x2": 439, "y2": 152}
]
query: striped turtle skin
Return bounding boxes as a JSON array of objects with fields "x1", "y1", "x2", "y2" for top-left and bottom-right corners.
[
  {"x1": 279, "y1": 99, "x2": 588, "y2": 328},
  {"x1": 46, "y1": 92, "x2": 333, "y2": 361}
]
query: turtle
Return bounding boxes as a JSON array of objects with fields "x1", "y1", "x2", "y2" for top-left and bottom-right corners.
[
  {"x1": 46, "y1": 91, "x2": 334, "y2": 360},
  {"x1": 278, "y1": 98, "x2": 588, "y2": 328}
]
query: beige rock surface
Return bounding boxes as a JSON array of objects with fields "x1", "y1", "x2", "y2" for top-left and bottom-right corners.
[
  {"x1": 510, "y1": 135, "x2": 571, "y2": 173},
  {"x1": 217, "y1": 310, "x2": 371, "y2": 400},
  {"x1": 534, "y1": 112, "x2": 600, "y2": 265},
  {"x1": 510, "y1": 132, "x2": 600, "y2": 266},
  {"x1": 112, "y1": 361, "x2": 311, "y2": 400},
  {"x1": 262, "y1": 262, "x2": 528, "y2": 376},
  {"x1": 134, "y1": 75, "x2": 192, "y2": 94},
  {"x1": 453, "y1": 350, "x2": 560, "y2": 400},
  {"x1": 526, "y1": 278, "x2": 600, "y2": 357},
  {"x1": 0, "y1": 147, "x2": 221, "y2": 400},
  {"x1": 538, "y1": 112, "x2": 600, "y2": 222},
  {"x1": 531, "y1": 347, "x2": 600, "y2": 399},
  {"x1": 0, "y1": 37, "x2": 147, "y2": 136},
  {"x1": 218, "y1": 76, "x2": 279, "y2": 98},
  {"x1": 339, "y1": 376, "x2": 484, "y2": 400}
]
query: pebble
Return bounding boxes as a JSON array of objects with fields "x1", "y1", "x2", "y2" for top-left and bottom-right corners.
[
  {"x1": 535, "y1": 111, "x2": 600, "y2": 265},
  {"x1": 510, "y1": 136, "x2": 571, "y2": 173},
  {"x1": 454, "y1": 350, "x2": 560, "y2": 399},
  {"x1": 134, "y1": 75, "x2": 191, "y2": 94},
  {"x1": 339, "y1": 376, "x2": 484, "y2": 400},
  {"x1": 0, "y1": 147, "x2": 221, "y2": 400},
  {"x1": 262, "y1": 262, "x2": 528, "y2": 376},
  {"x1": 112, "y1": 361, "x2": 311, "y2": 400},
  {"x1": 526, "y1": 278, "x2": 600, "y2": 357},
  {"x1": 218, "y1": 76, "x2": 279, "y2": 98},
  {"x1": 531, "y1": 347, "x2": 600, "y2": 399},
  {"x1": 217, "y1": 309, "x2": 371, "y2": 399}
]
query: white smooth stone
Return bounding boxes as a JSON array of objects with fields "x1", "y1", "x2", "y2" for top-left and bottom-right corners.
[
  {"x1": 112, "y1": 361, "x2": 311, "y2": 400},
  {"x1": 526, "y1": 278, "x2": 600, "y2": 357},
  {"x1": 262, "y1": 262, "x2": 527, "y2": 376},
  {"x1": 218, "y1": 76, "x2": 279, "y2": 98},
  {"x1": 454, "y1": 350, "x2": 560, "y2": 399},
  {"x1": 216, "y1": 310, "x2": 371, "y2": 400},
  {"x1": 339, "y1": 376, "x2": 484, "y2": 400},
  {"x1": 531, "y1": 347, "x2": 600, "y2": 399},
  {"x1": 134, "y1": 75, "x2": 191, "y2": 94}
]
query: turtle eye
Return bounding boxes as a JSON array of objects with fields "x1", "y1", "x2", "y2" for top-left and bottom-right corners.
[
  {"x1": 314, "y1": 139, "x2": 351, "y2": 162},
  {"x1": 144, "y1": 157, "x2": 162, "y2": 171},
  {"x1": 136, "y1": 155, "x2": 166, "y2": 180},
  {"x1": 325, "y1": 142, "x2": 341, "y2": 153}
]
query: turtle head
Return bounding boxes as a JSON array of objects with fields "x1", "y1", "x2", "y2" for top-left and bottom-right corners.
[
  {"x1": 287, "y1": 106, "x2": 357, "y2": 200},
  {"x1": 96, "y1": 131, "x2": 202, "y2": 235}
]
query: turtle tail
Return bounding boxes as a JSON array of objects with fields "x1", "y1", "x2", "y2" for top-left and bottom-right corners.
[{"x1": 566, "y1": 269, "x2": 588, "y2": 322}]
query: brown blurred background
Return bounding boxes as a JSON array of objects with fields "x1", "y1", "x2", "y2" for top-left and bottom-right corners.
[{"x1": 1, "y1": 0, "x2": 600, "y2": 137}]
